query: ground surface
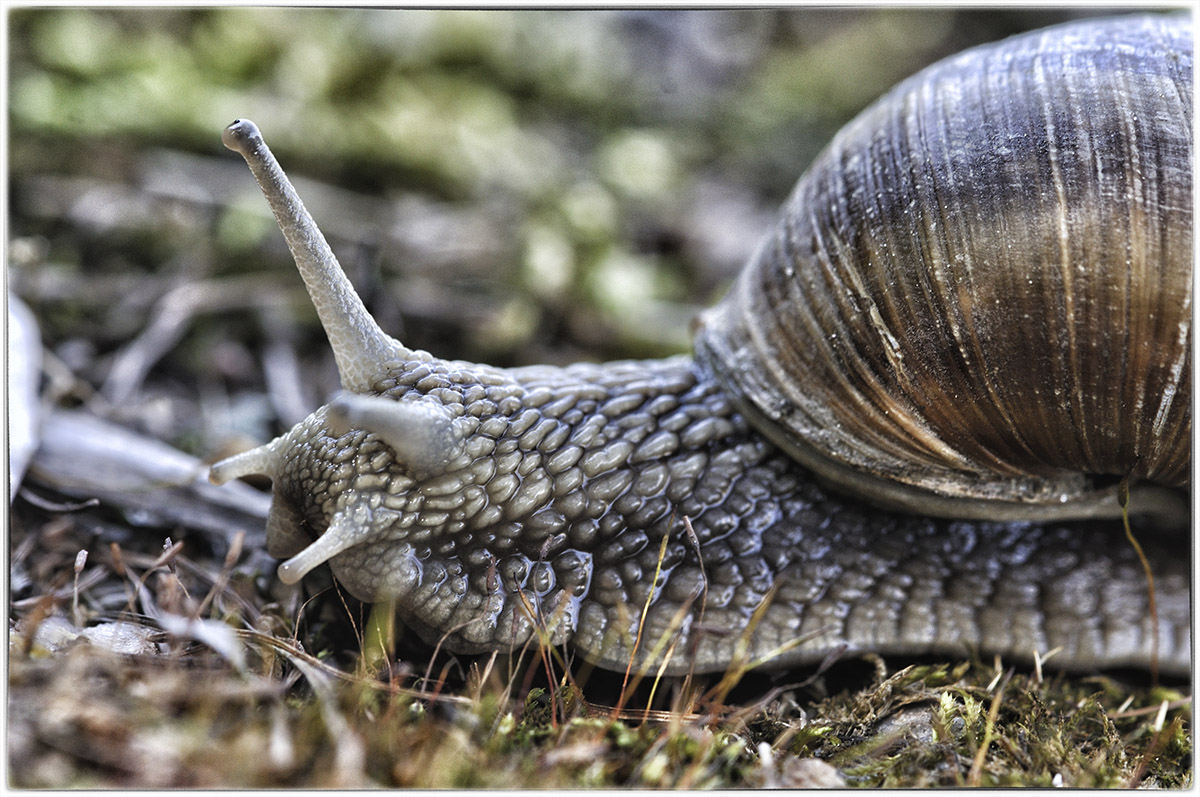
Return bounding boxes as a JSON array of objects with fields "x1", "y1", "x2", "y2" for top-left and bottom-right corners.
[{"x1": 8, "y1": 7, "x2": 1191, "y2": 788}]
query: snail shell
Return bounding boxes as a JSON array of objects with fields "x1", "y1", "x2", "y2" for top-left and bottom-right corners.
[
  {"x1": 211, "y1": 14, "x2": 1192, "y2": 676},
  {"x1": 697, "y1": 13, "x2": 1192, "y2": 522}
]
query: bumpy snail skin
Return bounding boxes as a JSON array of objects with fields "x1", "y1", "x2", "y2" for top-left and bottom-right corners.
[{"x1": 212, "y1": 15, "x2": 1191, "y2": 676}]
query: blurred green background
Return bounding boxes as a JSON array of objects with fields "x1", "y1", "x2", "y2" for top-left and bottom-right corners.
[{"x1": 8, "y1": 7, "x2": 1159, "y2": 454}]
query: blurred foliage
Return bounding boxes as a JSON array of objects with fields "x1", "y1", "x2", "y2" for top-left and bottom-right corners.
[
  {"x1": 10, "y1": 7, "x2": 1122, "y2": 364},
  {"x1": 9, "y1": 5, "x2": 1137, "y2": 449}
]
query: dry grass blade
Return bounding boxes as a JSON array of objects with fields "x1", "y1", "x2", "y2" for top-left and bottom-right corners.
[
  {"x1": 194, "y1": 529, "x2": 245, "y2": 619},
  {"x1": 232, "y1": 627, "x2": 476, "y2": 708},
  {"x1": 10, "y1": 568, "x2": 107, "y2": 611},
  {"x1": 426, "y1": 613, "x2": 495, "y2": 687},
  {"x1": 122, "y1": 561, "x2": 247, "y2": 672},
  {"x1": 702, "y1": 582, "x2": 784, "y2": 709},
  {"x1": 71, "y1": 550, "x2": 88, "y2": 625},
  {"x1": 1128, "y1": 712, "x2": 1185, "y2": 787},
  {"x1": 16, "y1": 489, "x2": 100, "y2": 513},
  {"x1": 679, "y1": 515, "x2": 709, "y2": 650},
  {"x1": 614, "y1": 524, "x2": 674, "y2": 717},
  {"x1": 1119, "y1": 475, "x2": 1159, "y2": 686},
  {"x1": 274, "y1": 645, "x2": 368, "y2": 786},
  {"x1": 1032, "y1": 645, "x2": 1062, "y2": 686},
  {"x1": 967, "y1": 668, "x2": 1012, "y2": 786},
  {"x1": 1109, "y1": 696, "x2": 1191, "y2": 719},
  {"x1": 621, "y1": 584, "x2": 704, "y2": 710}
]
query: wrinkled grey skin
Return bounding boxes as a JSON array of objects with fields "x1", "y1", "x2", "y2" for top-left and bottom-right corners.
[
  {"x1": 267, "y1": 355, "x2": 1189, "y2": 675},
  {"x1": 213, "y1": 15, "x2": 1192, "y2": 677}
]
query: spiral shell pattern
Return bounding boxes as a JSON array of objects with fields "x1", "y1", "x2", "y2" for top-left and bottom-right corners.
[{"x1": 697, "y1": 14, "x2": 1192, "y2": 517}]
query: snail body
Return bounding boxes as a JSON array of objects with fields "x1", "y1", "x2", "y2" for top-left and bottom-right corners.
[{"x1": 212, "y1": 15, "x2": 1192, "y2": 675}]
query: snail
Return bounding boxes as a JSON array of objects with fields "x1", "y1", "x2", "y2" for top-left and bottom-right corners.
[{"x1": 210, "y1": 14, "x2": 1192, "y2": 676}]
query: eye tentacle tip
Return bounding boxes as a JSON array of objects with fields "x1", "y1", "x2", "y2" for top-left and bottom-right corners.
[
  {"x1": 221, "y1": 118, "x2": 261, "y2": 155},
  {"x1": 276, "y1": 557, "x2": 312, "y2": 585}
]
